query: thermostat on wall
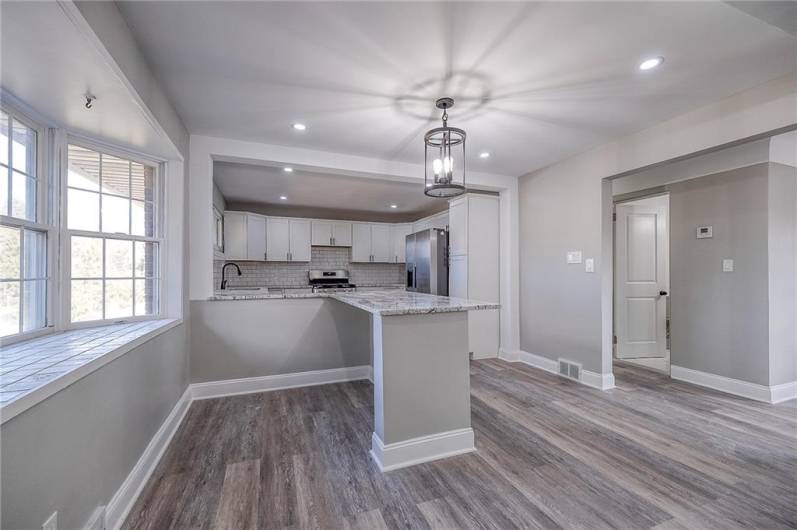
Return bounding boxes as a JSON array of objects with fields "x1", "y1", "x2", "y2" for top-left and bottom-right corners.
[{"x1": 696, "y1": 226, "x2": 713, "y2": 239}]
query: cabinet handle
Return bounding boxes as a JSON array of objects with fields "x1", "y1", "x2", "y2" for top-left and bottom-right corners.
[
  {"x1": 264, "y1": 252, "x2": 267, "y2": 260},
  {"x1": 330, "y1": 237, "x2": 333, "y2": 246}
]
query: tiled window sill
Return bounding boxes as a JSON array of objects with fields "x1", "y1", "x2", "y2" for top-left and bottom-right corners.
[{"x1": 0, "y1": 319, "x2": 181, "y2": 425}]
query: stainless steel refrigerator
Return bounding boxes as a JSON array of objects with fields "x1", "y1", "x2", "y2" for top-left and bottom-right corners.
[{"x1": 405, "y1": 228, "x2": 448, "y2": 295}]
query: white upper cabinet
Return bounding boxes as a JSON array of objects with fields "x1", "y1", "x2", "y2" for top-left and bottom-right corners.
[
  {"x1": 289, "y1": 219, "x2": 311, "y2": 261},
  {"x1": 448, "y1": 198, "x2": 468, "y2": 256},
  {"x1": 332, "y1": 222, "x2": 352, "y2": 247},
  {"x1": 371, "y1": 224, "x2": 391, "y2": 262},
  {"x1": 390, "y1": 223, "x2": 413, "y2": 263},
  {"x1": 351, "y1": 223, "x2": 372, "y2": 262},
  {"x1": 266, "y1": 218, "x2": 290, "y2": 261},
  {"x1": 224, "y1": 212, "x2": 266, "y2": 261},
  {"x1": 311, "y1": 220, "x2": 333, "y2": 246}
]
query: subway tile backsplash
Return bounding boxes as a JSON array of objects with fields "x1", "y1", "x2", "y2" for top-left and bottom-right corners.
[{"x1": 213, "y1": 246, "x2": 404, "y2": 289}]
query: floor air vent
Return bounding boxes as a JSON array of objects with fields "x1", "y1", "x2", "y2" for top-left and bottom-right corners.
[{"x1": 558, "y1": 359, "x2": 582, "y2": 381}]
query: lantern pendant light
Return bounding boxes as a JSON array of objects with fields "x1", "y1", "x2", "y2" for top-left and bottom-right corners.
[{"x1": 424, "y1": 97, "x2": 466, "y2": 198}]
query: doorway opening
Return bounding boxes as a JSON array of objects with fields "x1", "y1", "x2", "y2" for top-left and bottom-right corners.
[{"x1": 613, "y1": 193, "x2": 670, "y2": 374}]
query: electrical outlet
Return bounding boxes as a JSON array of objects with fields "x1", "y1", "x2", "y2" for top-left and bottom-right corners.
[
  {"x1": 585, "y1": 258, "x2": 595, "y2": 273},
  {"x1": 722, "y1": 258, "x2": 734, "y2": 272},
  {"x1": 42, "y1": 511, "x2": 57, "y2": 530}
]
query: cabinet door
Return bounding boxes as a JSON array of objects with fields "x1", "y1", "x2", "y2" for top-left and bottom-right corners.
[
  {"x1": 391, "y1": 224, "x2": 413, "y2": 263},
  {"x1": 371, "y1": 224, "x2": 392, "y2": 262},
  {"x1": 448, "y1": 254, "x2": 468, "y2": 299},
  {"x1": 311, "y1": 220, "x2": 333, "y2": 246},
  {"x1": 332, "y1": 222, "x2": 352, "y2": 247},
  {"x1": 351, "y1": 224, "x2": 372, "y2": 262},
  {"x1": 223, "y1": 212, "x2": 247, "y2": 260},
  {"x1": 246, "y1": 215, "x2": 267, "y2": 261},
  {"x1": 266, "y1": 218, "x2": 290, "y2": 261},
  {"x1": 448, "y1": 198, "x2": 468, "y2": 256},
  {"x1": 289, "y1": 219, "x2": 312, "y2": 261}
]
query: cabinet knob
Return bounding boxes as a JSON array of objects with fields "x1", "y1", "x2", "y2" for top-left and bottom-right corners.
[{"x1": 659, "y1": 290, "x2": 668, "y2": 296}]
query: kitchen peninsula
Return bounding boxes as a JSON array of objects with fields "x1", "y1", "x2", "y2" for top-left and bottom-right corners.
[{"x1": 202, "y1": 289, "x2": 499, "y2": 470}]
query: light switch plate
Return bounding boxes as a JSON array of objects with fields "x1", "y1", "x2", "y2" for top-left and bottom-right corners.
[
  {"x1": 722, "y1": 259, "x2": 734, "y2": 272},
  {"x1": 585, "y1": 258, "x2": 595, "y2": 273},
  {"x1": 696, "y1": 226, "x2": 713, "y2": 239},
  {"x1": 567, "y1": 251, "x2": 582, "y2": 264}
]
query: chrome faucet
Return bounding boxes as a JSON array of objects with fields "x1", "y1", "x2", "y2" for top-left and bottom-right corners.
[{"x1": 220, "y1": 262, "x2": 242, "y2": 290}]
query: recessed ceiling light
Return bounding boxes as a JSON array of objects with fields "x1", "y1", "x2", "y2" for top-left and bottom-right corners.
[
  {"x1": 292, "y1": 123, "x2": 306, "y2": 131},
  {"x1": 279, "y1": 195, "x2": 288, "y2": 201},
  {"x1": 479, "y1": 152, "x2": 490, "y2": 159},
  {"x1": 389, "y1": 204, "x2": 398, "y2": 209},
  {"x1": 639, "y1": 56, "x2": 664, "y2": 71},
  {"x1": 283, "y1": 167, "x2": 293, "y2": 173}
]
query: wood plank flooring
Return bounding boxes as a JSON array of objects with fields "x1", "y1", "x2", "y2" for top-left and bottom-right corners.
[{"x1": 123, "y1": 360, "x2": 797, "y2": 529}]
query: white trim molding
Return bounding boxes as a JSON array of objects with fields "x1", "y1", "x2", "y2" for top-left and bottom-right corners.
[
  {"x1": 671, "y1": 365, "x2": 796, "y2": 404},
  {"x1": 499, "y1": 349, "x2": 615, "y2": 391},
  {"x1": 105, "y1": 386, "x2": 192, "y2": 530},
  {"x1": 190, "y1": 365, "x2": 372, "y2": 400},
  {"x1": 369, "y1": 428, "x2": 476, "y2": 472}
]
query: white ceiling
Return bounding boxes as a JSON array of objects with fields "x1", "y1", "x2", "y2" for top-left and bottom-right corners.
[
  {"x1": 117, "y1": 1, "x2": 797, "y2": 177},
  {"x1": 214, "y1": 162, "x2": 449, "y2": 218},
  {"x1": 0, "y1": 2, "x2": 178, "y2": 160}
]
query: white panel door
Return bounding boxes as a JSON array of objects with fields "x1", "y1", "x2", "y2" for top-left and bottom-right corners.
[
  {"x1": 266, "y1": 218, "x2": 290, "y2": 261},
  {"x1": 311, "y1": 220, "x2": 333, "y2": 246},
  {"x1": 246, "y1": 215, "x2": 267, "y2": 261},
  {"x1": 289, "y1": 219, "x2": 312, "y2": 261},
  {"x1": 448, "y1": 198, "x2": 468, "y2": 256},
  {"x1": 391, "y1": 224, "x2": 413, "y2": 263},
  {"x1": 223, "y1": 212, "x2": 247, "y2": 260},
  {"x1": 351, "y1": 224, "x2": 372, "y2": 262},
  {"x1": 615, "y1": 199, "x2": 668, "y2": 358},
  {"x1": 371, "y1": 224, "x2": 392, "y2": 262},
  {"x1": 332, "y1": 222, "x2": 352, "y2": 247}
]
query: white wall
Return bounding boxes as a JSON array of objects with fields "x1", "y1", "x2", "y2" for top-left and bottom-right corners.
[{"x1": 518, "y1": 74, "x2": 797, "y2": 377}]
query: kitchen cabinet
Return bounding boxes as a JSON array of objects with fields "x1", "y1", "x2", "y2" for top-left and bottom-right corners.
[
  {"x1": 352, "y1": 223, "x2": 392, "y2": 262},
  {"x1": 412, "y1": 210, "x2": 448, "y2": 233},
  {"x1": 390, "y1": 223, "x2": 413, "y2": 263},
  {"x1": 267, "y1": 218, "x2": 311, "y2": 261},
  {"x1": 311, "y1": 220, "x2": 352, "y2": 246},
  {"x1": 224, "y1": 211, "x2": 266, "y2": 260}
]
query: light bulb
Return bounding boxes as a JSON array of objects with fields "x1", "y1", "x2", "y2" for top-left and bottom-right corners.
[
  {"x1": 432, "y1": 158, "x2": 443, "y2": 175},
  {"x1": 443, "y1": 156, "x2": 453, "y2": 175}
]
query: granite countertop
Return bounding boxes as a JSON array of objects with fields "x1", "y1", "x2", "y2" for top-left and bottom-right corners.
[
  {"x1": 330, "y1": 290, "x2": 499, "y2": 316},
  {"x1": 209, "y1": 287, "x2": 499, "y2": 316}
]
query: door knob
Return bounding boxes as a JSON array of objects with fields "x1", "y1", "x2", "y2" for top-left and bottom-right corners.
[{"x1": 659, "y1": 290, "x2": 668, "y2": 296}]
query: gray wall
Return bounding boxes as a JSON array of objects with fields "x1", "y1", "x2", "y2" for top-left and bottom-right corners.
[
  {"x1": 768, "y1": 163, "x2": 797, "y2": 386},
  {"x1": 190, "y1": 298, "x2": 371, "y2": 383},
  {"x1": 1, "y1": 325, "x2": 189, "y2": 530},
  {"x1": 669, "y1": 165, "x2": 771, "y2": 385}
]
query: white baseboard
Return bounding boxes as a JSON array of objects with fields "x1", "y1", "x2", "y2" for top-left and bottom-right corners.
[
  {"x1": 104, "y1": 386, "x2": 192, "y2": 530},
  {"x1": 671, "y1": 365, "x2": 796, "y2": 404},
  {"x1": 190, "y1": 365, "x2": 372, "y2": 400},
  {"x1": 500, "y1": 349, "x2": 615, "y2": 391},
  {"x1": 369, "y1": 428, "x2": 475, "y2": 472}
]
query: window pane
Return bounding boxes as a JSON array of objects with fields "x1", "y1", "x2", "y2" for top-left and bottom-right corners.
[
  {"x1": 68, "y1": 188, "x2": 100, "y2": 231},
  {"x1": 71, "y1": 279, "x2": 103, "y2": 322},
  {"x1": 131, "y1": 163, "x2": 155, "y2": 201},
  {"x1": 68, "y1": 145, "x2": 100, "y2": 191},
  {"x1": 11, "y1": 171, "x2": 35, "y2": 221},
  {"x1": 135, "y1": 278, "x2": 158, "y2": 316},
  {"x1": 0, "y1": 281, "x2": 20, "y2": 336},
  {"x1": 71, "y1": 236, "x2": 102, "y2": 278},
  {"x1": 106, "y1": 239, "x2": 133, "y2": 278},
  {"x1": 0, "y1": 112, "x2": 8, "y2": 166},
  {"x1": 22, "y1": 279, "x2": 46, "y2": 332},
  {"x1": 23, "y1": 229, "x2": 47, "y2": 279},
  {"x1": 1, "y1": 168, "x2": 7, "y2": 217},
  {"x1": 101, "y1": 154, "x2": 130, "y2": 197},
  {"x1": 134, "y1": 241, "x2": 158, "y2": 278},
  {"x1": 11, "y1": 119, "x2": 35, "y2": 175},
  {"x1": 131, "y1": 200, "x2": 155, "y2": 237},
  {"x1": 102, "y1": 194, "x2": 130, "y2": 234},
  {"x1": 0, "y1": 225, "x2": 20, "y2": 279},
  {"x1": 105, "y1": 279, "x2": 133, "y2": 319}
]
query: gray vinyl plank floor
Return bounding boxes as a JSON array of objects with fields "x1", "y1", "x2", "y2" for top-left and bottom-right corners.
[{"x1": 123, "y1": 360, "x2": 797, "y2": 529}]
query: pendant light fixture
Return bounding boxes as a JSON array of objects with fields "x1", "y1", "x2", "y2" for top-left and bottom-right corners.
[{"x1": 424, "y1": 97, "x2": 466, "y2": 198}]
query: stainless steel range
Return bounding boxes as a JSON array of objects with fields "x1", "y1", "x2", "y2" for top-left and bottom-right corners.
[{"x1": 308, "y1": 269, "x2": 357, "y2": 293}]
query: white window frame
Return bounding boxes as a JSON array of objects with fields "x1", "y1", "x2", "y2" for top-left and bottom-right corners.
[
  {"x1": 61, "y1": 136, "x2": 166, "y2": 330},
  {"x1": 0, "y1": 102, "x2": 56, "y2": 345}
]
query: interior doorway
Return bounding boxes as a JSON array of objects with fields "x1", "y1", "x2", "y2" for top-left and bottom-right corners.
[{"x1": 613, "y1": 193, "x2": 670, "y2": 374}]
